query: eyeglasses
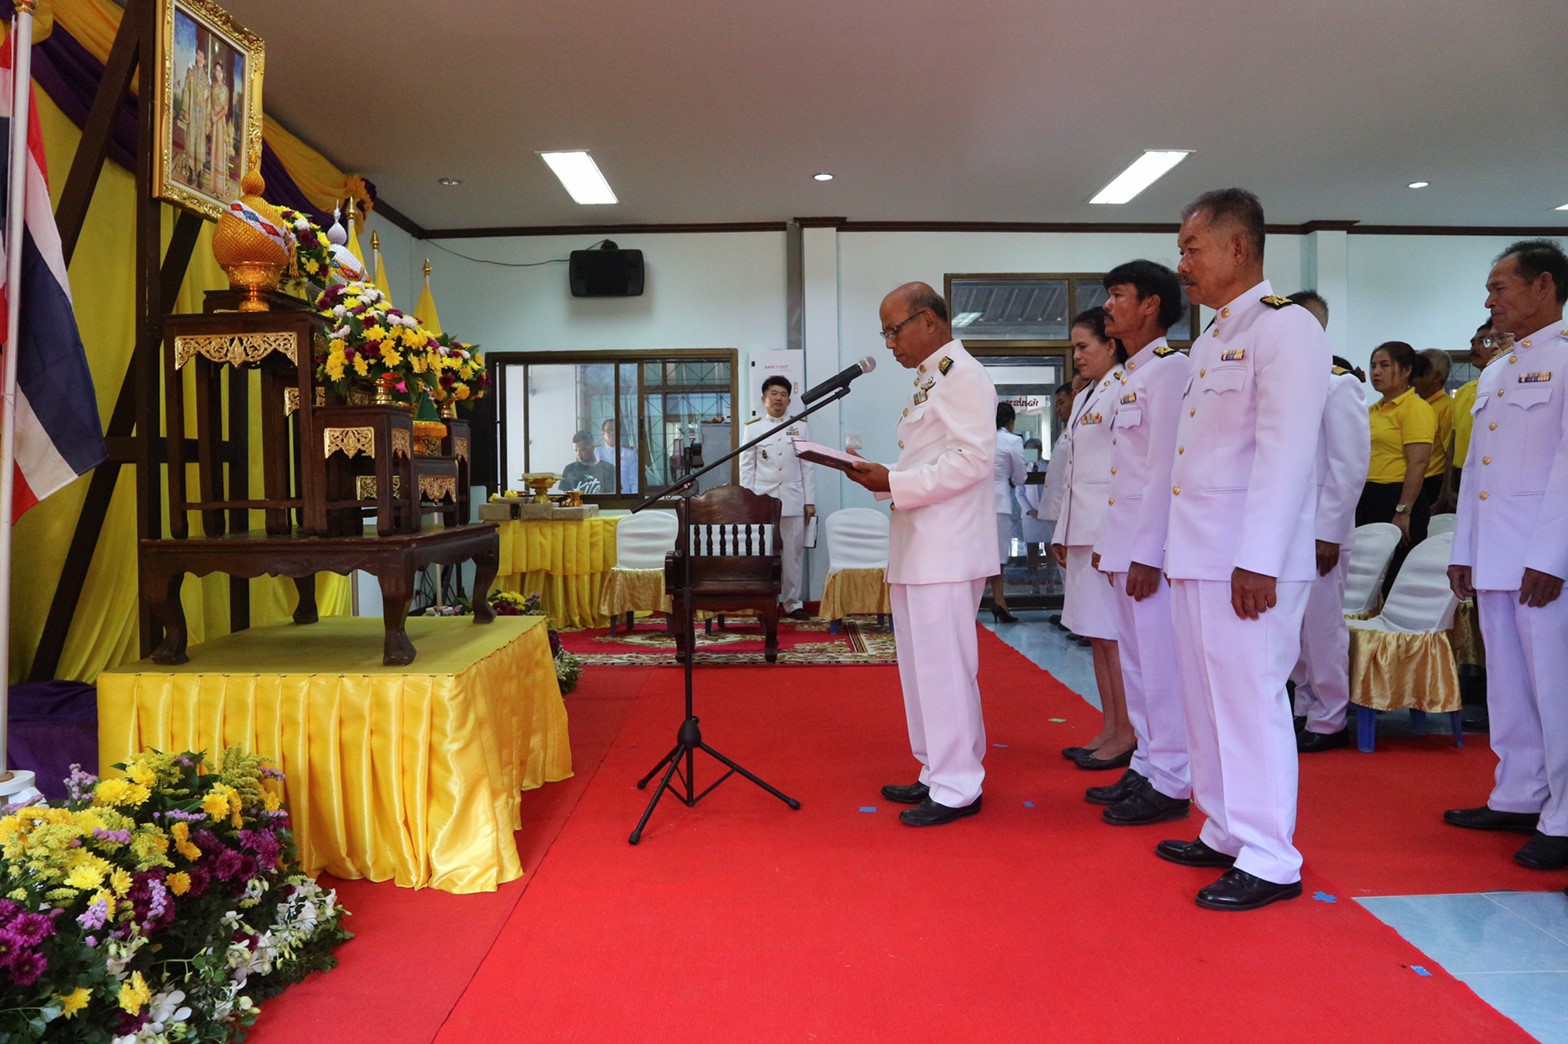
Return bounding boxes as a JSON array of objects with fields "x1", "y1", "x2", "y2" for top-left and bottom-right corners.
[{"x1": 879, "y1": 309, "x2": 928, "y2": 341}]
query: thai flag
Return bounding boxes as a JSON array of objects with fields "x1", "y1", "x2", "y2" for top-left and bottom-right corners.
[{"x1": 1, "y1": 38, "x2": 104, "y2": 521}]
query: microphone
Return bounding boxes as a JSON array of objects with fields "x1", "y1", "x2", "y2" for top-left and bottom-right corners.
[{"x1": 801, "y1": 356, "x2": 876, "y2": 404}]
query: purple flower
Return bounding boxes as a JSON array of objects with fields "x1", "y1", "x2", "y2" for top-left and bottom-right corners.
[
  {"x1": 9, "y1": 911, "x2": 57, "y2": 947},
  {"x1": 7, "y1": 950, "x2": 46, "y2": 987},
  {"x1": 94, "y1": 827, "x2": 133, "y2": 844},
  {"x1": 77, "y1": 898, "x2": 109, "y2": 931},
  {"x1": 0, "y1": 899, "x2": 19, "y2": 924},
  {"x1": 239, "y1": 828, "x2": 282, "y2": 870},
  {"x1": 213, "y1": 848, "x2": 245, "y2": 881}
]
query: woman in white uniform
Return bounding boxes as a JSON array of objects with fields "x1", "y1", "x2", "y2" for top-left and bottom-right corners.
[
  {"x1": 1051, "y1": 307, "x2": 1134, "y2": 770},
  {"x1": 989, "y1": 402, "x2": 1028, "y2": 621}
]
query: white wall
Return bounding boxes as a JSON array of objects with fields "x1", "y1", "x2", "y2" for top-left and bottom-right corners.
[{"x1": 1344, "y1": 234, "x2": 1519, "y2": 362}]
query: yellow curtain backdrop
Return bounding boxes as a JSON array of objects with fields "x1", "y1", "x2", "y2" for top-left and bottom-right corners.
[{"x1": 7, "y1": 63, "x2": 350, "y2": 683}]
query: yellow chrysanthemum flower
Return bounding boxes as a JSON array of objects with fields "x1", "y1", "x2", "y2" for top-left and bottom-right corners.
[
  {"x1": 167, "y1": 871, "x2": 192, "y2": 896},
  {"x1": 263, "y1": 789, "x2": 281, "y2": 812},
  {"x1": 363, "y1": 324, "x2": 387, "y2": 342},
  {"x1": 118, "y1": 971, "x2": 151, "y2": 1014},
  {"x1": 58, "y1": 987, "x2": 92, "y2": 1019},
  {"x1": 65, "y1": 857, "x2": 107, "y2": 891},
  {"x1": 201, "y1": 791, "x2": 230, "y2": 820},
  {"x1": 126, "y1": 761, "x2": 156, "y2": 787},
  {"x1": 353, "y1": 355, "x2": 370, "y2": 378},
  {"x1": 109, "y1": 868, "x2": 133, "y2": 897}
]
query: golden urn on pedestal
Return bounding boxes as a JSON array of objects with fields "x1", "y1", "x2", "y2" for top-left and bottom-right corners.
[{"x1": 212, "y1": 170, "x2": 290, "y2": 312}]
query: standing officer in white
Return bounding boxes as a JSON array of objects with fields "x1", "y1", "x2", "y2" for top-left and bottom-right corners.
[
  {"x1": 1091, "y1": 260, "x2": 1194, "y2": 825},
  {"x1": 845, "y1": 282, "x2": 997, "y2": 827},
  {"x1": 1287, "y1": 291, "x2": 1371, "y2": 751},
  {"x1": 740, "y1": 375, "x2": 816, "y2": 619},
  {"x1": 1447, "y1": 239, "x2": 1568, "y2": 873},
  {"x1": 1155, "y1": 189, "x2": 1329, "y2": 911}
]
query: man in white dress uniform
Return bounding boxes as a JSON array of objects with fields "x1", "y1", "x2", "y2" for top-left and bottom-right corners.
[
  {"x1": 1286, "y1": 291, "x2": 1371, "y2": 752},
  {"x1": 740, "y1": 375, "x2": 816, "y2": 618},
  {"x1": 1155, "y1": 189, "x2": 1329, "y2": 911},
  {"x1": 1446, "y1": 239, "x2": 1568, "y2": 874},
  {"x1": 1090, "y1": 260, "x2": 1194, "y2": 825},
  {"x1": 845, "y1": 282, "x2": 998, "y2": 827}
]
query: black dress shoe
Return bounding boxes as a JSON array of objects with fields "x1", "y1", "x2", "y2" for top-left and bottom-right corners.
[
  {"x1": 1085, "y1": 769, "x2": 1147, "y2": 806},
  {"x1": 1292, "y1": 715, "x2": 1307, "y2": 735},
  {"x1": 1075, "y1": 746, "x2": 1134, "y2": 771},
  {"x1": 899, "y1": 795, "x2": 981, "y2": 827},
  {"x1": 1062, "y1": 745, "x2": 1096, "y2": 760},
  {"x1": 1195, "y1": 868, "x2": 1303, "y2": 911},
  {"x1": 1155, "y1": 838, "x2": 1236, "y2": 868},
  {"x1": 1297, "y1": 728, "x2": 1349, "y2": 754},
  {"x1": 880, "y1": 781, "x2": 929, "y2": 805},
  {"x1": 1443, "y1": 806, "x2": 1540, "y2": 834},
  {"x1": 1103, "y1": 785, "x2": 1190, "y2": 826},
  {"x1": 785, "y1": 607, "x2": 812, "y2": 621},
  {"x1": 1515, "y1": 832, "x2": 1568, "y2": 870}
]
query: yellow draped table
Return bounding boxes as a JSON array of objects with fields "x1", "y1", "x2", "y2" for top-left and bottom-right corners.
[
  {"x1": 97, "y1": 616, "x2": 572, "y2": 893},
  {"x1": 494, "y1": 515, "x2": 623, "y2": 629}
]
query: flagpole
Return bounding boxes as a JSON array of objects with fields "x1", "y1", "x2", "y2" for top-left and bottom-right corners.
[{"x1": 0, "y1": 3, "x2": 39, "y2": 788}]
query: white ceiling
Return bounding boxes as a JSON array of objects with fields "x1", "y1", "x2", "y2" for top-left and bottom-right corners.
[{"x1": 224, "y1": 0, "x2": 1568, "y2": 235}]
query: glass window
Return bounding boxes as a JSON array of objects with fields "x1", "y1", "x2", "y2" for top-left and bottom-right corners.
[
  {"x1": 947, "y1": 273, "x2": 1197, "y2": 345},
  {"x1": 491, "y1": 350, "x2": 736, "y2": 501}
]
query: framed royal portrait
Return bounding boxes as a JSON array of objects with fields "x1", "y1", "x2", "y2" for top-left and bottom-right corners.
[{"x1": 154, "y1": 0, "x2": 264, "y2": 221}]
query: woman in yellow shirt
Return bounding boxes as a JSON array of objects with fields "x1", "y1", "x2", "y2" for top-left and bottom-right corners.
[{"x1": 1358, "y1": 341, "x2": 1437, "y2": 589}]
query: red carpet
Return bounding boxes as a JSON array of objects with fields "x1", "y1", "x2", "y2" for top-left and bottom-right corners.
[{"x1": 415, "y1": 632, "x2": 1529, "y2": 1043}]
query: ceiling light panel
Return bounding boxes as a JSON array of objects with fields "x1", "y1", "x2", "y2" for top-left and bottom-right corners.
[
  {"x1": 1089, "y1": 150, "x2": 1192, "y2": 205},
  {"x1": 539, "y1": 151, "x2": 618, "y2": 205}
]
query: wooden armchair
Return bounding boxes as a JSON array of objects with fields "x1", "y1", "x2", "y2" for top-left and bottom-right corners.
[{"x1": 664, "y1": 485, "x2": 783, "y2": 663}]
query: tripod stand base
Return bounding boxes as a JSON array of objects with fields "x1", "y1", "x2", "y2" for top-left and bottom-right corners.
[{"x1": 629, "y1": 715, "x2": 800, "y2": 845}]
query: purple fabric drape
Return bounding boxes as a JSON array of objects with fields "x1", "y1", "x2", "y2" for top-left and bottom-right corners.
[
  {"x1": 6, "y1": 680, "x2": 97, "y2": 800},
  {"x1": 7, "y1": 3, "x2": 370, "y2": 226}
]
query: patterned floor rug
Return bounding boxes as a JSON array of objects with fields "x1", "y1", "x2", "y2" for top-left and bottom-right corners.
[{"x1": 558, "y1": 618, "x2": 897, "y2": 666}]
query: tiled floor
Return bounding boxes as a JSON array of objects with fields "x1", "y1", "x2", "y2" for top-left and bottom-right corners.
[{"x1": 983, "y1": 610, "x2": 1568, "y2": 1044}]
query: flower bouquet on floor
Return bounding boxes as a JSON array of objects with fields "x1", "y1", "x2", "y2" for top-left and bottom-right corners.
[
  {"x1": 314, "y1": 281, "x2": 442, "y2": 405},
  {"x1": 0, "y1": 748, "x2": 352, "y2": 1041}
]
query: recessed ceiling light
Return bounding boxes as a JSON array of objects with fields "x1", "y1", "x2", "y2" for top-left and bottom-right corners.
[
  {"x1": 539, "y1": 151, "x2": 618, "y2": 205},
  {"x1": 1408, "y1": 181, "x2": 1430, "y2": 189},
  {"x1": 1089, "y1": 150, "x2": 1192, "y2": 205},
  {"x1": 813, "y1": 172, "x2": 834, "y2": 182},
  {"x1": 437, "y1": 177, "x2": 462, "y2": 187}
]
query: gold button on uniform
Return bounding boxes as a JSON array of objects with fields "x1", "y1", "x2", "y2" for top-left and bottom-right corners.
[
  {"x1": 1523, "y1": 339, "x2": 1533, "y2": 348},
  {"x1": 1221, "y1": 307, "x2": 1231, "y2": 318},
  {"x1": 1189, "y1": 408, "x2": 1196, "y2": 417},
  {"x1": 1480, "y1": 492, "x2": 1489, "y2": 500},
  {"x1": 1172, "y1": 485, "x2": 1181, "y2": 495},
  {"x1": 1489, "y1": 422, "x2": 1498, "y2": 431},
  {"x1": 918, "y1": 364, "x2": 926, "y2": 373},
  {"x1": 1482, "y1": 456, "x2": 1491, "y2": 465},
  {"x1": 1108, "y1": 497, "x2": 1116, "y2": 505},
  {"x1": 898, "y1": 440, "x2": 904, "y2": 448},
  {"x1": 1510, "y1": 356, "x2": 1518, "y2": 365},
  {"x1": 902, "y1": 408, "x2": 908, "y2": 416},
  {"x1": 1110, "y1": 466, "x2": 1118, "y2": 474},
  {"x1": 1178, "y1": 446, "x2": 1185, "y2": 454},
  {"x1": 1199, "y1": 368, "x2": 1206, "y2": 377},
  {"x1": 1498, "y1": 390, "x2": 1506, "y2": 398}
]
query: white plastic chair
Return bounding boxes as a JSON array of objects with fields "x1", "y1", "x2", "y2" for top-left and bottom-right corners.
[
  {"x1": 1347, "y1": 531, "x2": 1462, "y2": 752},
  {"x1": 820, "y1": 508, "x2": 891, "y2": 632},
  {"x1": 1426, "y1": 512, "x2": 1458, "y2": 536},
  {"x1": 599, "y1": 509, "x2": 679, "y2": 632},
  {"x1": 1342, "y1": 522, "x2": 1401, "y2": 616}
]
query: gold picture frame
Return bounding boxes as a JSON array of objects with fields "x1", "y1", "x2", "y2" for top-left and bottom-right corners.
[{"x1": 154, "y1": 0, "x2": 264, "y2": 221}]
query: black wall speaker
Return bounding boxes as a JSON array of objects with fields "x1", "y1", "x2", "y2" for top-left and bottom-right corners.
[{"x1": 569, "y1": 247, "x2": 645, "y2": 297}]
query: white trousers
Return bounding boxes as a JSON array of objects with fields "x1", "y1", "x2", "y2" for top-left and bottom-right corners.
[
  {"x1": 1171, "y1": 578, "x2": 1310, "y2": 884},
  {"x1": 1476, "y1": 589, "x2": 1568, "y2": 836},
  {"x1": 1290, "y1": 557, "x2": 1350, "y2": 734},
  {"x1": 779, "y1": 515, "x2": 805, "y2": 611},
  {"x1": 1110, "y1": 572, "x2": 1191, "y2": 800},
  {"x1": 891, "y1": 579, "x2": 987, "y2": 807}
]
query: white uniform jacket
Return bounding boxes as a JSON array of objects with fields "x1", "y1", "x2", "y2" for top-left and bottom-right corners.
[
  {"x1": 1055, "y1": 370, "x2": 1123, "y2": 549},
  {"x1": 1037, "y1": 429, "x2": 1071, "y2": 522},
  {"x1": 882, "y1": 339, "x2": 998, "y2": 585},
  {"x1": 1452, "y1": 321, "x2": 1568, "y2": 588},
  {"x1": 1165, "y1": 280, "x2": 1330, "y2": 582},
  {"x1": 1095, "y1": 338, "x2": 1191, "y2": 574},
  {"x1": 1316, "y1": 369, "x2": 1371, "y2": 547},
  {"x1": 740, "y1": 415, "x2": 814, "y2": 517},
  {"x1": 994, "y1": 428, "x2": 1028, "y2": 512}
]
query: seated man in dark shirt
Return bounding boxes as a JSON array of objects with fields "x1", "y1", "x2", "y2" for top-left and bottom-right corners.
[{"x1": 561, "y1": 430, "x2": 615, "y2": 493}]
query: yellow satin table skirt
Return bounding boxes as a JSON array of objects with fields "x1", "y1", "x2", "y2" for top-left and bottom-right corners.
[
  {"x1": 495, "y1": 516, "x2": 622, "y2": 629},
  {"x1": 97, "y1": 616, "x2": 572, "y2": 893},
  {"x1": 819, "y1": 567, "x2": 891, "y2": 621}
]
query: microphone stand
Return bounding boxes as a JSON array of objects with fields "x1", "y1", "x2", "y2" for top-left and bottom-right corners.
[{"x1": 626, "y1": 385, "x2": 853, "y2": 844}]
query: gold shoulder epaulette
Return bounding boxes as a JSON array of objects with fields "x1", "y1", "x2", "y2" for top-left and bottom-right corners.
[
  {"x1": 1153, "y1": 345, "x2": 1180, "y2": 357},
  {"x1": 1331, "y1": 365, "x2": 1350, "y2": 376},
  {"x1": 1261, "y1": 295, "x2": 1295, "y2": 309},
  {"x1": 745, "y1": 416, "x2": 762, "y2": 424},
  {"x1": 938, "y1": 356, "x2": 954, "y2": 375}
]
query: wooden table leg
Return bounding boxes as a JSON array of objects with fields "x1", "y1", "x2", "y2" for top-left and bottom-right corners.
[
  {"x1": 292, "y1": 575, "x2": 319, "y2": 624},
  {"x1": 377, "y1": 566, "x2": 417, "y2": 666},
  {"x1": 471, "y1": 543, "x2": 499, "y2": 625},
  {"x1": 144, "y1": 563, "x2": 190, "y2": 665}
]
